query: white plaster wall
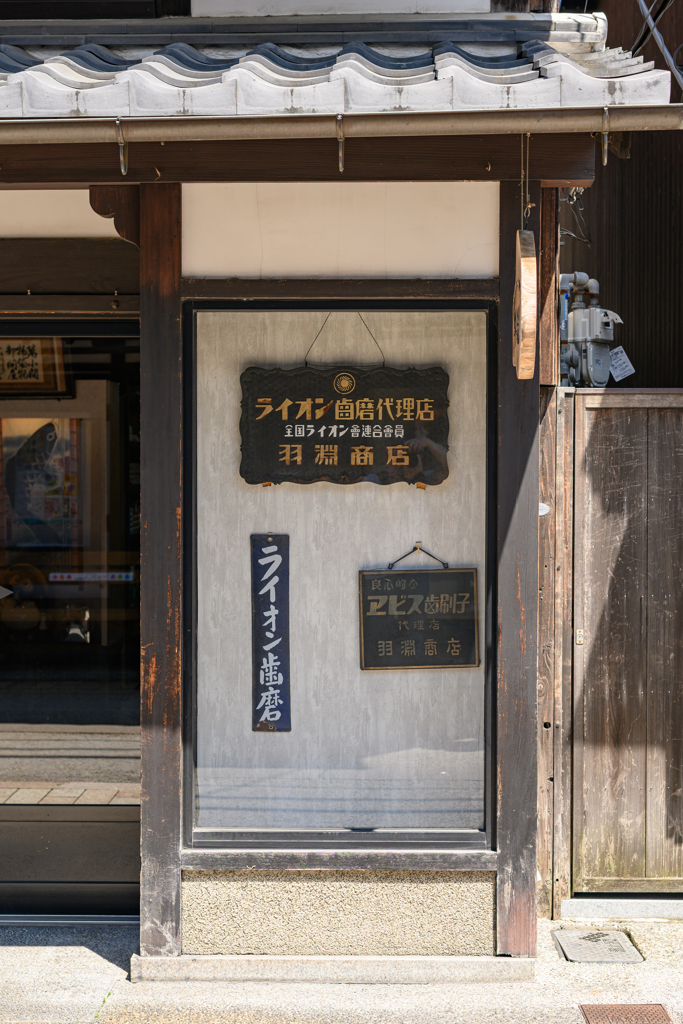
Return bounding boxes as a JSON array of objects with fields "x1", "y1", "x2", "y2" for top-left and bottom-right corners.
[
  {"x1": 195, "y1": 309, "x2": 487, "y2": 830},
  {"x1": 182, "y1": 870, "x2": 495, "y2": 955},
  {"x1": 182, "y1": 182, "x2": 499, "y2": 279},
  {"x1": 193, "y1": 1, "x2": 490, "y2": 15},
  {"x1": 0, "y1": 191, "x2": 118, "y2": 238}
]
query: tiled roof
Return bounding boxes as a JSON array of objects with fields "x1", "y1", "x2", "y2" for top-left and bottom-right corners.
[{"x1": 0, "y1": 32, "x2": 670, "y2": 118}]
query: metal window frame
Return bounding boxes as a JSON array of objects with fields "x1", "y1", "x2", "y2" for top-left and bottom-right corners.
[{"x1": 180, "y1": 297, "x2": 497, "y2": 868}]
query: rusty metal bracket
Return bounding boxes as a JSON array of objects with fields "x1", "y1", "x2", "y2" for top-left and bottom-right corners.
[
  {"x1": 115, "y1": 117, "x2": 128, "y2": 176},
  {"x1": 336, "y1": 113, "x2": 344, "y2": 174},
  {"x1": 602, "y1": 106, "x2": 609, "y2": 167}
]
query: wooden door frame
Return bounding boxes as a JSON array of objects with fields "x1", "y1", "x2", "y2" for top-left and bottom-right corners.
[{"x1": 122, "y1": 178, "x2": 547, "y2": 957}]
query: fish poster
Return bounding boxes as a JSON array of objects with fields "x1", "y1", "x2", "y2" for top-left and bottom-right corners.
[{"x1": 0, "y1": 418, "x2": 81, "y2": 549}]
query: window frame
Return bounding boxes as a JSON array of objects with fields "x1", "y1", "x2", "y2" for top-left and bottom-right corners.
[{"x1": 181, "y1": 297, "x2": 497, "y2": 864}]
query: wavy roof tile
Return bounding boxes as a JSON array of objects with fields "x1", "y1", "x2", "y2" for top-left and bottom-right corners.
[{"x1": 0, "y1": 19, "x2": 671, "y2": 119}]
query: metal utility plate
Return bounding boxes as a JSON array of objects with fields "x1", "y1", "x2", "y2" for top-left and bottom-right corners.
[
  {"x1": 580, "y1": 1005, "x2": 671, "y2": 1024},
  {"x1": 552, "y1": 930, "x2": 643, "y2": 963}
]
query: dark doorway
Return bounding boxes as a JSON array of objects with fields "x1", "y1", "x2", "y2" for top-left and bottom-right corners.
[{"x1": 0, "y1": 322, "x2": 140, "y2": 914}]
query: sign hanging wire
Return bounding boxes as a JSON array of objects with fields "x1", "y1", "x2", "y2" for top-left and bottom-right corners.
[
  {"x1": 520, "y1": 134, "x2": 534, "y2": 231},
  {"x1": 305, "y1": 312, "x2": 386, "y2": 366},
  {"x1": 388, "y1": 540, "x2": 449, "y2": 571}
]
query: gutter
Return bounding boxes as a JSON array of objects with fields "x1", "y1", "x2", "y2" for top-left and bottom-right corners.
[{"x1": 0, "y1": 105, "x2": 681, "y2": 146}]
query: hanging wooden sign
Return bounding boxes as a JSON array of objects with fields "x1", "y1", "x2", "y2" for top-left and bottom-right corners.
[
  {"x1": 359, "y1": 568, "x2": 478, "y2": 670},
  {"x1": 512, "y1": 229, "x2": 537, "y2": 380},
  {"x1": 240, "y1": 365, "x2": 449, "y2": 487}
]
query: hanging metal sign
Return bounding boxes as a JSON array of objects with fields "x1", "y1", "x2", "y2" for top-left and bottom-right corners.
[
  {"x1": 240, "y1": 365, "x2": 449, "y2": 486},
  {"x1": 359, "y1": 568, "x2": 478, "y2": 670},
  {"x1": 251, "y1": 533, "x2": 291, "y2": 732}
]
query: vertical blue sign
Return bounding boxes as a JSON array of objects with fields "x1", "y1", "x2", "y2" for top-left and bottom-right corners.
[{"x1": 251, "y1": 533, "x2": 291, "y2": 732}]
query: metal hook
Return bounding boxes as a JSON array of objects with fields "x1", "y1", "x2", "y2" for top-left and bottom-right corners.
[
  {"x1": 602, "y1": 106, "x2": 609, "y2": 167},
  {"x1": 336, "y1": 113, "x2": 344, "y2": 174},
  {"x1": 115, "y1": 117, "x2": 128, "y2": 177}
]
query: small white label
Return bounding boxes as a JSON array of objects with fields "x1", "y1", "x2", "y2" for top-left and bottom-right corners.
[
  {"x1": 576, "y1": 629, "x2": 584, "y2": 645},
  {"x1": 539, "y1": 502, "x2": 550, "y2": 517},
  {"x1": 610, "y1": 346, "x2": 635, "y2": 382}
]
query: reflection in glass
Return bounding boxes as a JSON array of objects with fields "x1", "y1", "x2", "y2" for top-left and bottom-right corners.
[{"x1": 0, "y1": 335, "x2": 140, "y2": 806}]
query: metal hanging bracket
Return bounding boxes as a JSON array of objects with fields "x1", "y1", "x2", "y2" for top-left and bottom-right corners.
[
  {"x1": 115, "y1": 117, "x2": 128, "y2": 176},
  {"x1": 336, "y1": 113, "x2": 345, "y2": 174},
  {"x1": 602, "y1": 106, "x2": 609, "y2": 167},
  {"x1": 388, "y1": 540, "x2": 449, "y2": 571}
]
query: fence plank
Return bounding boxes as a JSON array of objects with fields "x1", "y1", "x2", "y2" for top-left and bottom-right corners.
[
  {"x1": 553, "y1": 388, "x2": 574, "y2": 917},
  {"x1": 646, "y1": 409, "x2": 683, "y2": 882},
  {"x1": 537, "y1": 387, "x2": 556, "y2": 917},
  {"x1": 573, "y1": 397, "x2": 648, "y2": 890}
]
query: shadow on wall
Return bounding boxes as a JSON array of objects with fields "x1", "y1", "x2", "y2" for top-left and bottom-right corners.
[{"x1": 577, "y1": 405, "x2": 683, "y2": 888}]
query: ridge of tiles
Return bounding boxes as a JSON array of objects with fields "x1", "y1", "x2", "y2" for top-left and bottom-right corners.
[{"x1": 0, "y1": 34, "x2": 671, "y2": 117}]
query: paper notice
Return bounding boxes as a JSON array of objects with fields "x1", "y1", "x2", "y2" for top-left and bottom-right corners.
[{"x1": 610, "y1": 346, "x2": 635, "y2": 382}]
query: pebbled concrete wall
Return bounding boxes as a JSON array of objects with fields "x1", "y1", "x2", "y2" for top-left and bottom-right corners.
[{"x1": 181, "y1": 870, "x2": 495, "y2": 955}]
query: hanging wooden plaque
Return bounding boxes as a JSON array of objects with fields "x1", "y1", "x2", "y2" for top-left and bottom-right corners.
[
  {"x1": 240, "y1": 365, "x2": 449, "y2": 487},
  {"x1": 512, "y1": 229, "x2": 537, "y2": 380},
  {"x1": 359, "y1": 568, "x2": 478, "y2": 670}
]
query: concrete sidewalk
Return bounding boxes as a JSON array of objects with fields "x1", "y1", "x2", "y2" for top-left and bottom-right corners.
[{"x1": 1, "y1": 917, "x2": 683, "y2": 1023}]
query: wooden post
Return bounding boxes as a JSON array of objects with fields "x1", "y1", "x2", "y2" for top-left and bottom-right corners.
[
  {"x1": 537, "y1": 388, "x2": 557, "y2": 918},
  {"x1": 139, "y1": 183, "x2": 183, "y2": 957},
  {"x1": 496, "y1": 180, "x2": 540, "y2": 956},
  {"x1": 552, "y1": 388, "x2": 574, "y2": 918},
  {"x1": 539, "y1": 189, "x2": 559, "y2": 387}
]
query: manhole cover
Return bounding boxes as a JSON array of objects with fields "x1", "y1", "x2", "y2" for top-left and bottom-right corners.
[
  {"x1": 580, "y1": 1006, "x2": 671, "y2": 1024},
  {"x1": 552, "y1": 930, "x2": 643, "y2": 963}
]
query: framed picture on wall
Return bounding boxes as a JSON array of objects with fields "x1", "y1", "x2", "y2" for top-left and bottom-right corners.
[{"x1": 0, "y1": 338, "x2": 70, "y2": 397}]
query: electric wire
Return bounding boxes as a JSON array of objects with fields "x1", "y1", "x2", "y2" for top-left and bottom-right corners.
[
  {"x1": 632, "y1": 0, "x2": 677, "y2": 57},
  {"x1": 559, "y1": 188, "x2": 592, "y2": 247}
]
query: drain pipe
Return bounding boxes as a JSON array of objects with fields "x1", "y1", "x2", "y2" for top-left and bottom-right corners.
[{"x1": 0, "y1": 104, "x2": 681, "y2": 147}]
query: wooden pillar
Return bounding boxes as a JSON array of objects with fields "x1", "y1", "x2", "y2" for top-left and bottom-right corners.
[
  {"x1": 537, "y1": 388, "x2": 557, "y2": 918},
  {"x1": 539, "y1": 188, "x2": 559, "y2": 387},
  {"x1": 139, "y1": 183, "x2": 183, "y2": 957},
  {"x1": 496, "y1": 180, "x2": 540, "y2": 956}
]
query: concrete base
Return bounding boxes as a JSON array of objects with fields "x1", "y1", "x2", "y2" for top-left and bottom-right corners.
[
  {"x1": 562, "y1": 898, "x2": 683, "y2": 920},
  {"x1": 130, "y1": 954, "x2": 535, "y2": 984}
]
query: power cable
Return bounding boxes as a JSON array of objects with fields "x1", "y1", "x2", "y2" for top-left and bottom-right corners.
[{"x1": 632, "y1": 0, "x2": 677, "y2": 56}]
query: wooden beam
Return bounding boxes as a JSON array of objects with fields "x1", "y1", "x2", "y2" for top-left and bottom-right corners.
[
  {"x1": 139, "y1": 182, "x2": 183, "y2": 958},
  {"x1": 496, "y1": 180, "x2": 540, "y2": 956},
  {"x1": 90, "y1": 185, "x2": 141, "y2": 248},
  {"x1": 0, "y1": 295, "x2": 139, "y2": 317},
  {"x1": 0, "y1": 238, "x2": 139, "y2": 296},
  {"x1": 537, "y1": 387, "x2": 557, "y2": 919},
  {"x1": 181, "y1": 278, "x2": 499, "y2": 301},
  {"x1": 0, "y1": 135, "x2": 595, "y2": 186},
  {"x1": 539, "y1": 189, "x2": 559, "y2": 386}
]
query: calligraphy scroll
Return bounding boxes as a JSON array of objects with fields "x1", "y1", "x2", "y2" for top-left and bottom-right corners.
[
  {"x1": 240, "y1": 365, "x2": 449, "y2": 486},
  {"x1": 251, "y1": 533, "x2": 291, "y2": 732},
  {"x1": 359, "y1": 568, "x2": 478, "y2": 670},
  {"x1": 0, "y1": 338, "x2": 69, "y2": 397}
]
